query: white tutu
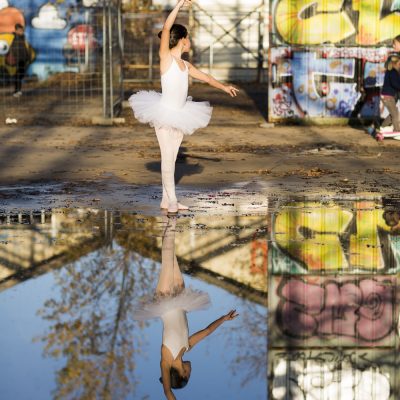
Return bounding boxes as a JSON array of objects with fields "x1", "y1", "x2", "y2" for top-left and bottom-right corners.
[
  {"x1": 133, "y1": 287, "x2": 211, "y2": 321},
  {"x1": 128, "y1": 90, "x2": 213, "y2": 135}
]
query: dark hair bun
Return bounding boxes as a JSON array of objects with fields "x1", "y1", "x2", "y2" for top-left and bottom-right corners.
[{"x1": 157, "y1": 24, "x2": 188, "y2": 49}]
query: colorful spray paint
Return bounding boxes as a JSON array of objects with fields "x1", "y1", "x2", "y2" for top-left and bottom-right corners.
[
  {"x1": 269, "y1": 199, "x2": 400, "y2": 399},
  {"x1": 0, "y1": 0, "x2": 99, "y2": 81},
  {"x1": 269, "y1": 0, "x2": 400, "y2": 121}
]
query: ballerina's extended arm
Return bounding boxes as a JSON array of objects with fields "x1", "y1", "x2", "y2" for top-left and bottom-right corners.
[
  {"x1": 160, "y1": 359, "x2": 176, "y2": 400},
  {"x1": 186, "y1": 62, "x2": 240, "y2": 98},
  {"x1": 188, "y1": 309, "x2": 239, "y2": 349},
  {"x1": 159, "y1": 0, "x2": 192, "y2": 59}
]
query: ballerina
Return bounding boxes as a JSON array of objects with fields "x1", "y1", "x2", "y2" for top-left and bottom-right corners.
[
  {"x1": 134, "y1": 216, "x2": 239, "y2": 399},
  {"x1": 129, "y1": 0, "x2": 239, "y2": 213}
]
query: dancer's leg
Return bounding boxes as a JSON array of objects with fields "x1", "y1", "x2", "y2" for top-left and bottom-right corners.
[
  {"x1": 156, "y1": 217, "x2": 184, "y2": 295},
  {"x1": 155, "y1": 127, "x2": 183, "y2": 208}
]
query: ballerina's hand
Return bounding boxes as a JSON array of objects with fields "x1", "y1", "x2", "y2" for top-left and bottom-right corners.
[
  {"x1": 224, "y1": 85, "x2": 239, "y2": 97},
  {"x1": 223, "y1": 310, "x2": 239, "y2": 321},
  {"x1": 178, "y1": 0, "x2": 192, "y2": 7}
]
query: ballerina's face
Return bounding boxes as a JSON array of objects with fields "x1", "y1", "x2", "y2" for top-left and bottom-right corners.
[
  {"x1": 393, "y1": 39, "x2": 400, "y2": 52},
  {"x1": 182, "y1": 35, "x2": 191, "y2": 53},
  {"x1": 182, "y1": 360, "x2": 192, "y2": 379}
]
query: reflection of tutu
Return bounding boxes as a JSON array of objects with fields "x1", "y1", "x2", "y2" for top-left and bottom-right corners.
[
  {"x1": 133, "y1": 287, "x2": 211, "y2": 321},
  {"x1": 128, "y1": 90, "x2": 213, "y2": 135}
]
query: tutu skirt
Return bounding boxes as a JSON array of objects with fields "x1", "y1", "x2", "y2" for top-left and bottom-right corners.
[
  {"x1": 133, "y1": 287, "x2": 211, "y2": 321},
  {"x1": 128, "y1": 90, "x2": 213, "y2": 135}
]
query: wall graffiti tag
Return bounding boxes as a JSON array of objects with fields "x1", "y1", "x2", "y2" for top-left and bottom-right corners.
[
  {"x1": 270, "y1": 350, "x2": 394, "y2": 400},
  {"x1": 0, "y1": 0, "x2": 99, "y2": 81},
  {"x1": 272, "y1": 276, "x2": 397, "y2": 346},
  {"x1": 274, "y1": 0, "x2": 400, "y2": 46},
  {"x1": 269, "y1": 199, "x2": 400, "y2": 398},
  {"x1": 273, "y1": 201, "x2": 400, "y2": 272},
  {"x1": 269, "y1": 0, "x2": 400, "y2": 121}
]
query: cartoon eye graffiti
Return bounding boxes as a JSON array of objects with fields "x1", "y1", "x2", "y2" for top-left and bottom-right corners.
[{"x1": 0, "y1": 40, "x2": 10, "y2": 55}]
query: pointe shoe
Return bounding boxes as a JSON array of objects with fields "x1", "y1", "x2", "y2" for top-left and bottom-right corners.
[
  {"x1": 177, "y1": 203, "x2": 189, "y2": 210},
  {"x1": 167, "y1": 203, "x2": 179, "y2": 213},
  {"x1": 160, "y1": 199, "x2": 169, "y2": 209},
  {"x1": 161, "y1": 201, "x2": 189, "y2": 211}
]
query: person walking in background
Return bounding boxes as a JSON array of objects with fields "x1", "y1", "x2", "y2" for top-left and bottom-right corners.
[
  {"x1": 365, "y1": 35, "x2": 400, "y2": 136},
  {"x1": 385, "y1": 35, "x2": 400, "y2": 68},
  {"x1": 377, "y1": 55, "x2": 400, "y2": 140},
  {"x1": 10, "y1": 24, "x2": 31, "y2": 97},
  {"x1": 128, "y1": 0, "x2": 239, "y2": 214}
]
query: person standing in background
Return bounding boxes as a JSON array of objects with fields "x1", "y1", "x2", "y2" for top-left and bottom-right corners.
[
  {"x1": 376, "y1": 56, "x2": 400, "y2": 140},
  {"x1": 10, "y1": 24, "x2": 31, "y2": 97}
]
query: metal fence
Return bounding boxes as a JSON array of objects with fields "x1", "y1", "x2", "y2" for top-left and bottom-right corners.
[
  {"x1": 0, "y1": 0, "x2": 123, "y2": 124},
  {"x1": 123, "y1": 3, "x2": 267, "y2": 83}
]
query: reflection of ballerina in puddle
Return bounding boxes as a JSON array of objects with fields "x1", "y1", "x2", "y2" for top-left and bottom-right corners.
[{"x1": 134, "y1": 216, "x2": 238, "y2": 399}]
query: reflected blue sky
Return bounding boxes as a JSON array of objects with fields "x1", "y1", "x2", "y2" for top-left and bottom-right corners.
[{"x1": 0, "y1": 245, "x2": 267, "y2": 400}]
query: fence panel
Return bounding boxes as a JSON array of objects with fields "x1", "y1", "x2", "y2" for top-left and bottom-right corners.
[{"x1": 123, "y1": 4, "x2": 267, "y2": 83}]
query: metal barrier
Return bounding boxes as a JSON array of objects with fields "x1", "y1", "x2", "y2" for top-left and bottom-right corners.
[
  {"x1": 0, "y1": 0, "x2": 123, "y2": 124},
  {"x1": 190, "y1": 3, "x2": 267, "y2": 82},
  {"x1": 123, "y1": 2, "x2": 267, "y2": 83}
]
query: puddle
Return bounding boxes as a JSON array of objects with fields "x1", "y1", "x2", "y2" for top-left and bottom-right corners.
[
  {"x1": 1, "y1": 195, "x2": 399, "y2": 399},
  {"x1": 0, "y1": 209, "x2": 267, "y2": 400},
  {"x1": 301, "y1": 144, "x2": 348, "y2": 155}
]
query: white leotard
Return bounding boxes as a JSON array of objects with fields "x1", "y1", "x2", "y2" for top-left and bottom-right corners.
[
  {"x1": 161, "y1": 308, "x2": 189, "y2": 360},
  {"x1": 128, "y1": 55, "x2": 212, "y2": 135},
  {"x1": 160, "y1": 57, "x2": 189, "y2": 110}
]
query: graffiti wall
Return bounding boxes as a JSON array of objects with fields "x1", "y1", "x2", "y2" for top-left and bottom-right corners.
[
  {"x1": 0, "y1": 0, "x2": 100, "y2": 81},
  {"x1": 272, "y1": 201, "x2": 400, "y2": 273},
  {"x1": 268, "y1": 199, "x2": 400, "y2": 399},
  {"x1": 269, "y1": 0, "x2": 400, "y2": 121},
  {"x1": 271, "y1": 275, "x2": 397, "y2": 346},
  {"x1": 270, "y1": 350, "x2": 395, "y2": 400}
]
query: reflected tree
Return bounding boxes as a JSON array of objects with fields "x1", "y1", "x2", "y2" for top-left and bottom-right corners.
[
  {"x1": 37, "y1": 240, "x2": 159, "y2": 399},
  {"x1": 228, "y1": 301, "x2": 267, "y2": 386}
]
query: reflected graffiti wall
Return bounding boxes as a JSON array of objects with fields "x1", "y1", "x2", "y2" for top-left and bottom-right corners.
[
  {"x1": 269, "y1": 0, "x2": 400, "y2": 121},
  {"x1": 272, "y1": 201, "x2": 400, "y2": 273},
  {"x1": 269, "y1": 199, "x2": 400, "y2": 399},
  {"x1": 0, "y1": 0, "x2": 99, "y2": 81},
  {"x1": 271, "y1": 350, "x2": 394, "y2": 400},
  {"x1": 271, "y1": 275, "x2": 397, "y2": 346}
]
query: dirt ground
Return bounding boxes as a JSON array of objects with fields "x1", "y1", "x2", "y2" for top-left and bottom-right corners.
[{"x1": 1, "y1": 83, "x2": 400, "y2": 210}]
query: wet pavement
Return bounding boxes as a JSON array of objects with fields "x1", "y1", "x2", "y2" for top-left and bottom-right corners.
[{"x1": 1, "y1": 192, "x2": 400, "y2": 399}]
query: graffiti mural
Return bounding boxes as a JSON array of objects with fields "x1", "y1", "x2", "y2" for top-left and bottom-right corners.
[
  {"x1": 0, "y1": 0, "x2": 99, "y2": 81},
  {"x1": 270, "y1": 276, "x2": 398, "y2": 346},
  {"x1": 270, "y1": 350, "x2": 395, "y2": 400},
  {"x1": 269, "y1": 0, "x2": 400, "y2": 121},
  {"x1": 272, "y1": 201, "x2": 400, "y2": 273},
  {"x1": 269, "y1": 199, "x2": 400, "y2": 398},
  {"x1": 273, "y1": 0, "x2": 400, "y2": 46}
]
